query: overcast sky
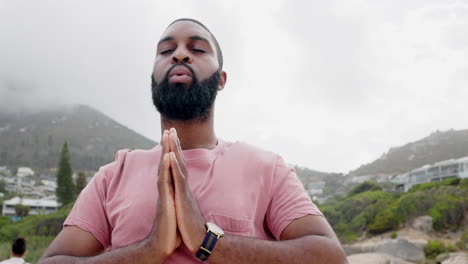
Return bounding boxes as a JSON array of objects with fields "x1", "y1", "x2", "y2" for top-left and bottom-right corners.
[{"x1": 1, "y1": 0, "x2": 468, "y2": 173}]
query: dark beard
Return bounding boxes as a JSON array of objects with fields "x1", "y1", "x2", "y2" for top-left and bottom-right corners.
[{"x1": 151, "y1": 64, "x2": 220, "y2": 121}]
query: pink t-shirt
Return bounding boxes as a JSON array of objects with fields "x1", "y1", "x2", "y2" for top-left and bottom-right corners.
[{"x1": 64, "y1": 139, "x2": 322, "y2": 263}]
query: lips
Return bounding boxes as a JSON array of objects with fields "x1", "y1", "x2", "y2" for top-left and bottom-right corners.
[
  {"x1": 168, "y1": 65, "x2": 193, "y2": 84},
  {"x1": 169, "y1": 65, "x2": 192, "y2": 77}
]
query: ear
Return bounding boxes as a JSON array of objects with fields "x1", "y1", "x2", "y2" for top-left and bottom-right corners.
[{"x1": 217, "y1": 71, "x2": 227, "y2": 91}]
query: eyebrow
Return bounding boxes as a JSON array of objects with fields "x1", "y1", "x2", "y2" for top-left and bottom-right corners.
[{"x1": 157, "y1": 35, "x2": 210, "y2": 47}]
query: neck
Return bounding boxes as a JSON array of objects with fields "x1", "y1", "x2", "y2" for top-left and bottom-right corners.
[{"x1": 160, "y1": 109, "x2": 217, "y2": 150}]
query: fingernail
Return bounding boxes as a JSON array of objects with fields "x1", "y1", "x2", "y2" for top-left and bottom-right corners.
[
  {"x1": 170, "y1": 152, "x2": 176, "y2": 159},
  {"x1": 163, "y1": 153, "x2": 168, "y2": 160},
  {"x1": 170, "y1": 128, "x2": 176, "y2": 134}
]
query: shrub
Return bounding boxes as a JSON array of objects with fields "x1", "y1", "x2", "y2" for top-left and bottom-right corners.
[
  {"x1": 424, "y1": 240, "x2": 446, "y2": 258},
  {"x1": 391, "y1": 231, "x2": 397, "y2": 239},
  {"x1": 446, "y1": 243, "x2": 456, "y2": 252},
  {"x1": 367, "y1": 205, "x2": 399, "y2": 234},
  {"x1": 319, "y1": 181, "x2": 468, "y2": 242},
  {"x1": 460, "y1": 178, "x2": 468, "y2": 189},
  {"x1": 0, "y1": 203, "x2": 73, "y2": 240},
  {"x1": 15, "y1": 204, "x2": 30, "y2": 217},
  {"x1": 429, "y1": 195, "x2": 464, "y2": 231},
  {"x1": 395, "y1": 191, "x2": 434, "y2": 220},
  {"x1": 348, "y1": 181, "x2": 382, "y2": 196},
  {"x1": 456, "y1": 232, "x2": 468, "y2": 250},
  {"x1": 409, "y1": 177, "x2": 461, "y2": 192},
  {"x1": 0, "y1": 216, "x2": 11, "y2": 229},
  {"x1": 320, "y1": 206, "x2": 340, "y2": 227}
]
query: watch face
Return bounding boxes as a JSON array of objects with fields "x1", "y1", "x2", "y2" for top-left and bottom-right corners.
[{"x1": 206, "y1": 222, "x2": 224, "y2": 236}]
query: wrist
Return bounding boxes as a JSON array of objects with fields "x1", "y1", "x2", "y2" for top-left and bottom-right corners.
[
  {"x1": 194, "y1": 222, "x2": 225, "y2": 261},
  {"x1": 190, "y1": 224, "x2": 208, "y2": 253},
  {"x1": 144, "y1": 235, "x2": 170, "y2": 260}
]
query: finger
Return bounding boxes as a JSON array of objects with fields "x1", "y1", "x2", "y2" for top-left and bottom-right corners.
[
  {"x1": 170, "y1": 128, "x2": 185, "y2": 158},
  {"x1": 158, "y1": 132, "x2": 170, "y2": 175},
  {"x1": 169, "y1": 130, "x2": 188, "y2": 175},
  {"x1": 169, "y1": 152, "x2": 186, "y2": 192},
  {"x1": 162, "y1": 130, "x2": 170, "y2": 156},
  {"x1": 158, "y1": 153, "x2": 173, "y2": 198}
]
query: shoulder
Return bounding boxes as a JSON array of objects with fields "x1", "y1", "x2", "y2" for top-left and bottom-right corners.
[
  {"x1": 223, "y1": 140, "x2": 290, "y2": 173},
  {"x1": 224, "y1": 140, "x2": 280, "y2": 161},
  {"x1": 91, "y1": 146, "x2": 159, "y2": 185}
]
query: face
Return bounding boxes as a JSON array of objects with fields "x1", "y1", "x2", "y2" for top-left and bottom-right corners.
[
  {"x1": 153, "y1": 20, "x2": 224, "y2": 86},
  {"x1": 151, "y1": 21, "x2": 227, "y2": 121}
]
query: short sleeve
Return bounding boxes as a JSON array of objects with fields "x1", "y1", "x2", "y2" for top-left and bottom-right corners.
[
  {"x1": 266, "y1": 156, "x2": 323, "y2": 240},
  {"x1": 63, "y1": 149, "x2": 129, "y2": 249}
]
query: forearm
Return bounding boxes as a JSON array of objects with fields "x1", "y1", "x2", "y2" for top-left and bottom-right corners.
[
  {"x1": 208, "y1": 234, "x2": 348, "y2": 264},
  {"x1": 39, "y1": 239, "x2": 166, "y2": 264}
]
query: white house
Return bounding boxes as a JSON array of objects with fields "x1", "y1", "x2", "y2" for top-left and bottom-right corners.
[
  {"x1": 2, "y1": 196, "x2": 59, "y2": 217},
  {"x1": 17, "y1": 167, "x2": 35, "y2": 177},
  {"x1": 402, "y1": 156, "x2": 468, "y2": 191}
]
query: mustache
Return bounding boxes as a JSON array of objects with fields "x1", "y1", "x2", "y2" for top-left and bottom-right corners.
[
  {"x1": 165, "y1": 63, "x2": 195, "y2": 80},
  {"x1": 151, "y1": 63, "x2": 196, "y2": 85}
]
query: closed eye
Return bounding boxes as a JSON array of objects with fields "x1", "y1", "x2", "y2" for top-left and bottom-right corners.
[
  {"x1": 192, "y1": 48, "x2": 206, "y2": 53},
  {"x1": 160, "y1": 50, "x2": 174, "y2": 55}
]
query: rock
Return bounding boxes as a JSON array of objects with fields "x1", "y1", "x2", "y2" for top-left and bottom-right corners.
[
  {"x1": 347, "y1": 253, "x2": 413, "y2": 264},
  {"x1": 439, "y1": 252, "x2": 468, "y2": 264},
  {"x1": 408, "y1": 215, "x2": 433, "y2": 232},
  {"x1": 409, "y1": 239, "x2": 428, "y2": 249},
  {"x1": 376, "y1": 239, "x2": 426, "y2": 264},
  {"x1": 343, "y1": 243, "x2": 378, "y2": 255}
]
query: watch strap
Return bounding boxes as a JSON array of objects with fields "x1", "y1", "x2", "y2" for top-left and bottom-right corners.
[{"x1": 195, "y1": 230, "x2": 219, "y2": 261}]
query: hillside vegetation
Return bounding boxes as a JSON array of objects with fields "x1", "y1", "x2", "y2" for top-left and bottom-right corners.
[{"x1": 319, "y1": 178, "x2": 468, "y2": 244}]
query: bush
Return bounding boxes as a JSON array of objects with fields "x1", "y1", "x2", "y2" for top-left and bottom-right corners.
[
  {"x1": 348, "y1": 181, "x2": 382, "y2": 196},
  {"x1": 446, "y1": 243, "x2": 456, "y2": 252},
  {"x1": 319, "y1": 181, "x2": 468, "y2": 242},
  {"x1": 461, "y1": 178, "x2": 468, "y2": 189},
  {"x1": 14, "y1": 204, "x2": 30, "y2": 217},
  {"x1": 456, "y1": 232, "x2": 468, "y2": 250},
  {"x1": 319, "y1": 190, "x2": 396, "y2": 241},
  {"x1": 0, "y1": 203, "x2": 73, "y2": 240},
  {"x1": 391, "y1": 231, "x2": 397, "y2": 239},
  {"x1": 429, "y1": 191, "x2": 465, "y2": 231},
  {"x1": 367, "y1": 205, "x2": 399, "y2": 234},
  {"x1": 409, "y1": 177, "x2": 461, "y2": 192},
  {"x1": 424, "y1": 240, "x2": 446, "y2": 258},
  {"x1": 0, "y1": 216, "x2": 11, "y2": 229},
  {"x1": 395, "y1": 191, "x2": 434, "y2": 220}
]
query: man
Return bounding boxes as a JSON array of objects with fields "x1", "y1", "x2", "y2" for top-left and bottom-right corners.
[
  {"x1": 0, "y1": 238, "x2": 29, "y2": 264},
  {"x1": 39, "y1": 18, "x2": 347, "y2": 263}
]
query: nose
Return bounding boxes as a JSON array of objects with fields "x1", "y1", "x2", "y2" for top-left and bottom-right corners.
[{"x1": 172, "y1": 47, "x2": 192, "y2": 64}]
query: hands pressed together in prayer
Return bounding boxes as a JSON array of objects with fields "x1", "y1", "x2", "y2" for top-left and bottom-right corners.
[{"x1": 147, "y1": 128, "x2": 207, "y2": 258}]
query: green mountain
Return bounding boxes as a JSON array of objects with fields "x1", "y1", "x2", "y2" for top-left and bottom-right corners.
[
  {"x1": 349, "y1": 129, "x2": 468, "y2": 176},
  {"x1": 0, "y1": 105, "x2": 156, "y2": 171}
]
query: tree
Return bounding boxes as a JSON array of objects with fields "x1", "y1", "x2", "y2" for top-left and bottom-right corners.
[
  {"x1": 15, "y1": 204, "x2": 30, "y2": 217},
  {"x1": 75, "y1": 171, "x2": 88, "y2": 196},
  {"x1": 56, "y1": 141, "x2": 75, "y2": 206},
  {"x1": 0, "y1": 180, "x2": 6, "y2": 193}
]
